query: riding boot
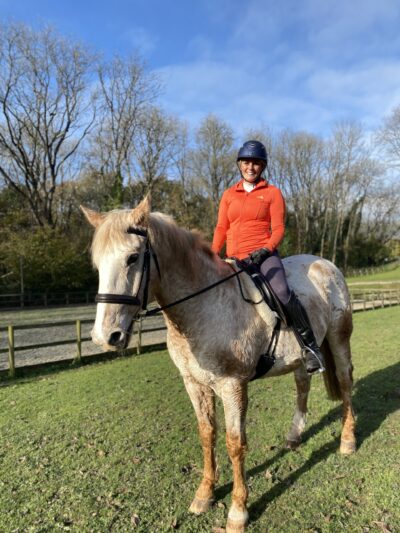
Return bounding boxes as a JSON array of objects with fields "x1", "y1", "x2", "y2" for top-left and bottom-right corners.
[{"x1": 284, "y1": 291, "x2": 325, "y2": 374}]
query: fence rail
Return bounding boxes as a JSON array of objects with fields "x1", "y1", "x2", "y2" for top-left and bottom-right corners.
[
  {"x1": 0, "y1": 317, "x2": 165, "y2": 377},
  {"x1": 0, "y1": 291, "x2": 97, "y2": 309},
  {"x1": 1, "y1": 288, "x2": 399, "y2": 377}
]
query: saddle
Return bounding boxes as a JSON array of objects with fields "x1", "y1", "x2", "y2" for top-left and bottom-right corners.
[
  {"x1": 227, "y1": 258, "x2": 288, "y2": 380},
  {"x1": 233, "y1": 258, "x2": 288, "y2": 325}
]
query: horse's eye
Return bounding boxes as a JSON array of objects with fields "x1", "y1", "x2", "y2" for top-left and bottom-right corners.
[{"x1": 127, "y1": 253, "x2": 139, "y2": 266}]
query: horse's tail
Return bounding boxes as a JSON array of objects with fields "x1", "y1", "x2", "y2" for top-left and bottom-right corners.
[{"x1": 321, "y1": 338, "x2": 342, "y2": 401}]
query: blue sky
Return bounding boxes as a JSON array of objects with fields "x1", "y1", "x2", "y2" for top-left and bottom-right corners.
[{"x1": 2, "y1": 0, "x2": 400, "y2": 138}]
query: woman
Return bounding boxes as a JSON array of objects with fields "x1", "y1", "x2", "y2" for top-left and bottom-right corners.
[{"x1": 212, "y1": 140, "x2": 324, "y2": 374}]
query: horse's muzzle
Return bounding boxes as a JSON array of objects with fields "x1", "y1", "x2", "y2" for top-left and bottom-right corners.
[{"x1": 107, "y1": 330, "x2": 128, "y2": 349}]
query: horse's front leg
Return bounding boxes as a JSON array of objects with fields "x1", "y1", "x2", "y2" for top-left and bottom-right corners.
[
  {"x1": 184, "y1": 377, "x2": 217, "y2": 514},
  {"x1": 221, "y1": 380, "x2": 249, "y2": 533},
  {"x1": 286, "y1": 366, "x2": 311, "y2": 449}
]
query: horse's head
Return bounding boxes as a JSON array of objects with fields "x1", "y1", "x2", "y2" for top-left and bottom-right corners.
[{"x1": 81, "y1": 196, "x2": 153, "y2": 350}]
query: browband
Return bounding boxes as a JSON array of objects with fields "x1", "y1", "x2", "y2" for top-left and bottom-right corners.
[{"x1": 127, "y1": 227, "x2": 147, "y2": 237}]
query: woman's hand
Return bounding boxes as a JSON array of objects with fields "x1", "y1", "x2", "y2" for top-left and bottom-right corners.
[{"x1": 249, "y1": 247, "x2": 272, "y2": 266}]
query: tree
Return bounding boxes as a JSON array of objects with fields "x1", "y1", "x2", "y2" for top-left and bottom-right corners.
[
  {"x1": 191, "y1": 114, "x2": 236, "y2": 226},
  {"x1": 131, "y1": 106, "x2": 179, "y2": 193},
  {"x1": 323, "y1": 122, "x2": 380, "y2": 267},
  {"x1": 89, "y1": 54, "x2": 161, "y2": 208},
  {"x1": 378, "y1": 104, "x2": 400, "y2": 168},
  {"x1": 273, "y1": 130, "x2": 325, "y2": 254},
  {"x1": 0, "y1": 23, "x2": 96, "y2": 227}
]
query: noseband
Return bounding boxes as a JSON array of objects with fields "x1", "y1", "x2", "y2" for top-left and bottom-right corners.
[{"x1": 95, "y1": 227, "x2": 160, "y2": 311}]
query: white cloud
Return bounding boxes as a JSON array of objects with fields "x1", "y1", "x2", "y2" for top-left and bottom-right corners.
[
  {"x1": 124, "y1": 26, "x2": 157, "y2": 55},
  {"x1": 153, "y1": 0, "x2": 400, "y2": 138}
]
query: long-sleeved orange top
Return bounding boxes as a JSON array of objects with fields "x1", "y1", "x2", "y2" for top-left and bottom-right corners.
[{"x1": 212, "y1": 179, "x2": 286, "y2": 259}]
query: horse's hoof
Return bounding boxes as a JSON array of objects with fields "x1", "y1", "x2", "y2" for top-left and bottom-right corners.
[
  {"x1": 340, "y1": 439, "x2": 356, "y2": 455},
  {"x1": 285, "y1": 439, "x2": 301, "y2": 450},
  {"x1": 226, "y1": 506, "x2": 248, "y2": 532},
  {"x1": 226, "y1": 518, "x2": 248, "y2": 532},
  {"x1": 189, "y1": 497, "x2": 214, "y2": 514}
]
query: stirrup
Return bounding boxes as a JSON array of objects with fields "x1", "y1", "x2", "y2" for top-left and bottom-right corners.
[{"x1": 301, "y1": 347, "x2": 325, "y2": 374}]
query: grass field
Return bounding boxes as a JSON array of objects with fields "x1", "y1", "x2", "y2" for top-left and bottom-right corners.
[
  {"x1": 346, "y1": 265, "x2": 400, "y2": 285},
  {"x1": 0, "y1": 307, "x2": 399, "y2": 532}
]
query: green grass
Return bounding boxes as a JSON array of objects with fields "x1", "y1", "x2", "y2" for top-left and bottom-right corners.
[
  {"x1": 0, "y1": 308, "x2": 399, "y2": 532},
  {"x1": 346, "y1": 265, "x2": 400, "y2": 284}
]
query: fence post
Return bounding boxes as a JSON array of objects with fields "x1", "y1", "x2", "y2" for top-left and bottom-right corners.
[
  {"x1": 136, "y1": 316, "x2": 143, "y2": 355},
  {"x1": 8, "y1": 325, "x2": 15, "y2": 378},
  {"x1": 75, "y1": 320, "x2": 82, "y2": 363}
]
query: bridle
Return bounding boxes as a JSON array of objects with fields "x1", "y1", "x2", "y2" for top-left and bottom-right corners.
[
  {"x1": 94, "y1": 226, "x2": 246, "y2": 319},
  {"x1": 95, "y1": 227, "x2": 160, "y2": 312}
]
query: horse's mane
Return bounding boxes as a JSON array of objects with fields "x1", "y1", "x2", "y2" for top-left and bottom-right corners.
[
  {"x1": 91, "y1": 209, "x2": 216, "y2": 274},
  {"x1": 149, "y1": 212, "x2": 217, "y2": 275}
]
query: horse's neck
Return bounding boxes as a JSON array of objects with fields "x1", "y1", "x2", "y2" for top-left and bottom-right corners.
[{"x1": 151, "y1": 242, "x2": 225, "y2": 327}]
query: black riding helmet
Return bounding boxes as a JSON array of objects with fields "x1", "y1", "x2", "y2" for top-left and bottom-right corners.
[{"x1": 237, "y1": 140, "x2": 268, "y2": 162}]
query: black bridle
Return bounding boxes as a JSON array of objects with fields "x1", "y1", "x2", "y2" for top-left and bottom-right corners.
[
  {"x1": 94, "y1": 226, "x2": 246, "y2": 318},
  {"x1": 95, "y1": 227, "x2": 160, "y2": 312}
]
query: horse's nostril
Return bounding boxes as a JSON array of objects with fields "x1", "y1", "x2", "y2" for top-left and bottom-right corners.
[{"x1": 108, "y1": 331, "x2": 124, "y2": 346}]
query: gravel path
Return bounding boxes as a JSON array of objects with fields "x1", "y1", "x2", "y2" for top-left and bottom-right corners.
[
  {"x1": 2, "y1": 299, "x2": 398, "y2": 372},
  {"x1": 0, "y1": 305, "x2": 166, "y2": 371}
]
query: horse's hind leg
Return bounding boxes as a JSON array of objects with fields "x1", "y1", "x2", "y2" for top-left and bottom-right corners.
[
  {"x1": 285, "y1": 366, "x2": 311, "y2": 449},
  {"x1": 336, "y1": 341, "x2": 356, "y2": 455},
  {"x1": 184, "y1": 377, "x2": 217, "y2": 514},
  {"x1": 326, "y1": 317, "x2": 356, "y2": 454}
]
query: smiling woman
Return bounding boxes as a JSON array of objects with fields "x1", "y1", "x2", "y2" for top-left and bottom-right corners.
[{"x1": 212, "y1": 140, "x2": 325, "y2": 375}]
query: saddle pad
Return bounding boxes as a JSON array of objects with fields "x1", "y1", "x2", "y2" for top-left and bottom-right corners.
[{"x1": 225, "y1": 259, "x2": 278, "y2": 330}]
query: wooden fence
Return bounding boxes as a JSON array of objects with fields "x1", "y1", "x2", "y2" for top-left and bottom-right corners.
[
  {"x1": 0, "y1": 291, "x2": 97, "y2": 309},
  {"x1": 0, "y1": 317, "x2": 165, "y2": 378},
  {"x1": 348, "y1": 287, "x2": 400, "y2": 311},
  {"x1": 1, "y1": 288, "x2": 399, "y2": 377}
]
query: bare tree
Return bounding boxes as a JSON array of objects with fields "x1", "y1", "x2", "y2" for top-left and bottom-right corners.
[
  {"x1": 377, "y1": 104, "x2": 400, "y2": 168},
  {"x1": 89, "y1": 54, "x2": 161, "y2": 206},
  {"x1": 324, "y1": 122, "x2": 377, "y2": 265},
  {"x1": 131, "y1": 106, "x2": 180, "y2": 193},
  {"x1": 0, "y1": 23, "x2": 96, "y2": 227},
  {"x1": 192, "y1": 114, "x2": 236, "y2": 223},
  {"x1": 272, "y1": 130, "x2": 325, "y2": 253}
]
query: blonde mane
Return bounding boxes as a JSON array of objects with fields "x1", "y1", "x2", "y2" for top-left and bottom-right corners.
[{"x1": 91, "y1": 208, "x2": 216, "y2": 274}]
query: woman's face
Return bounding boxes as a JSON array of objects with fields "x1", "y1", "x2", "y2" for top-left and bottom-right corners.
[{"x1": 239, "y1": 158, "x2": 265, "y2": 183}]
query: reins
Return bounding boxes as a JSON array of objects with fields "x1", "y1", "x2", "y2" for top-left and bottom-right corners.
[
  {"x1": 144, "y1": 267, "x2": 246, "y2": 317},
  {"x1": 95, "y1": 226, "x2": 254, "y2": 318}
]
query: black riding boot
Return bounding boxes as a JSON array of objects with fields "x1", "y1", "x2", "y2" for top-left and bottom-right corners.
[{"x1": 285, "y1": 291, "x2": 325, "y2": 374}]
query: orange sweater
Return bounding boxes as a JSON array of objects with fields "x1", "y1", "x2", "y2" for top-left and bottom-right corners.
[{"x1": 212, "y1": 179, "x2": 286, "y2": 259}]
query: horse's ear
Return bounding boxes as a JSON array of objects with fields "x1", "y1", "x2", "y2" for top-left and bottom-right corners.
[
  {"x1": 129, "y1": 194, "x2": 151, "y2": 227},
  {"x1": 80, "y1": 205, "x2": 105, "y2": 228}
]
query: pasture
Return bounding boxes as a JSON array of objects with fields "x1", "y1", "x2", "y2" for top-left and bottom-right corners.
[{"x1": 0, "y1": 307, "x2": 399, "y2": 532}]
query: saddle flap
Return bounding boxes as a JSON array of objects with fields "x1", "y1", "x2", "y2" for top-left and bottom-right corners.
[{"x1": 225, "y1": 259, "x2": 278, "y2": 329}]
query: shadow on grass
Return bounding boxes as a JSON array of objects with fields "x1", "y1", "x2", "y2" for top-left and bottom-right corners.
[{"x1": 214, "y1": 361, "x2": 400, "y2": 523}]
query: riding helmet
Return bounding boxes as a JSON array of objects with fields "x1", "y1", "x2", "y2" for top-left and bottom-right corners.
[{"x1": 237, "y1": 140, "x2": 268, "y2": 162}]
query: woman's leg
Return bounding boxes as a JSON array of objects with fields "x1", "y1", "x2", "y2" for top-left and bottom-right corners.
[
  {"x1": 260, "y1": 252, "x2": 291, "y2": 305},
  {"x1": 260, "y1": 251, "x2": 324, "y2": 374}
]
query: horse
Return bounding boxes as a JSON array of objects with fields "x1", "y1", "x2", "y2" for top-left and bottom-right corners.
[{"x1": 81, "y1": 196, "x2": 356, "y2": 533}]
